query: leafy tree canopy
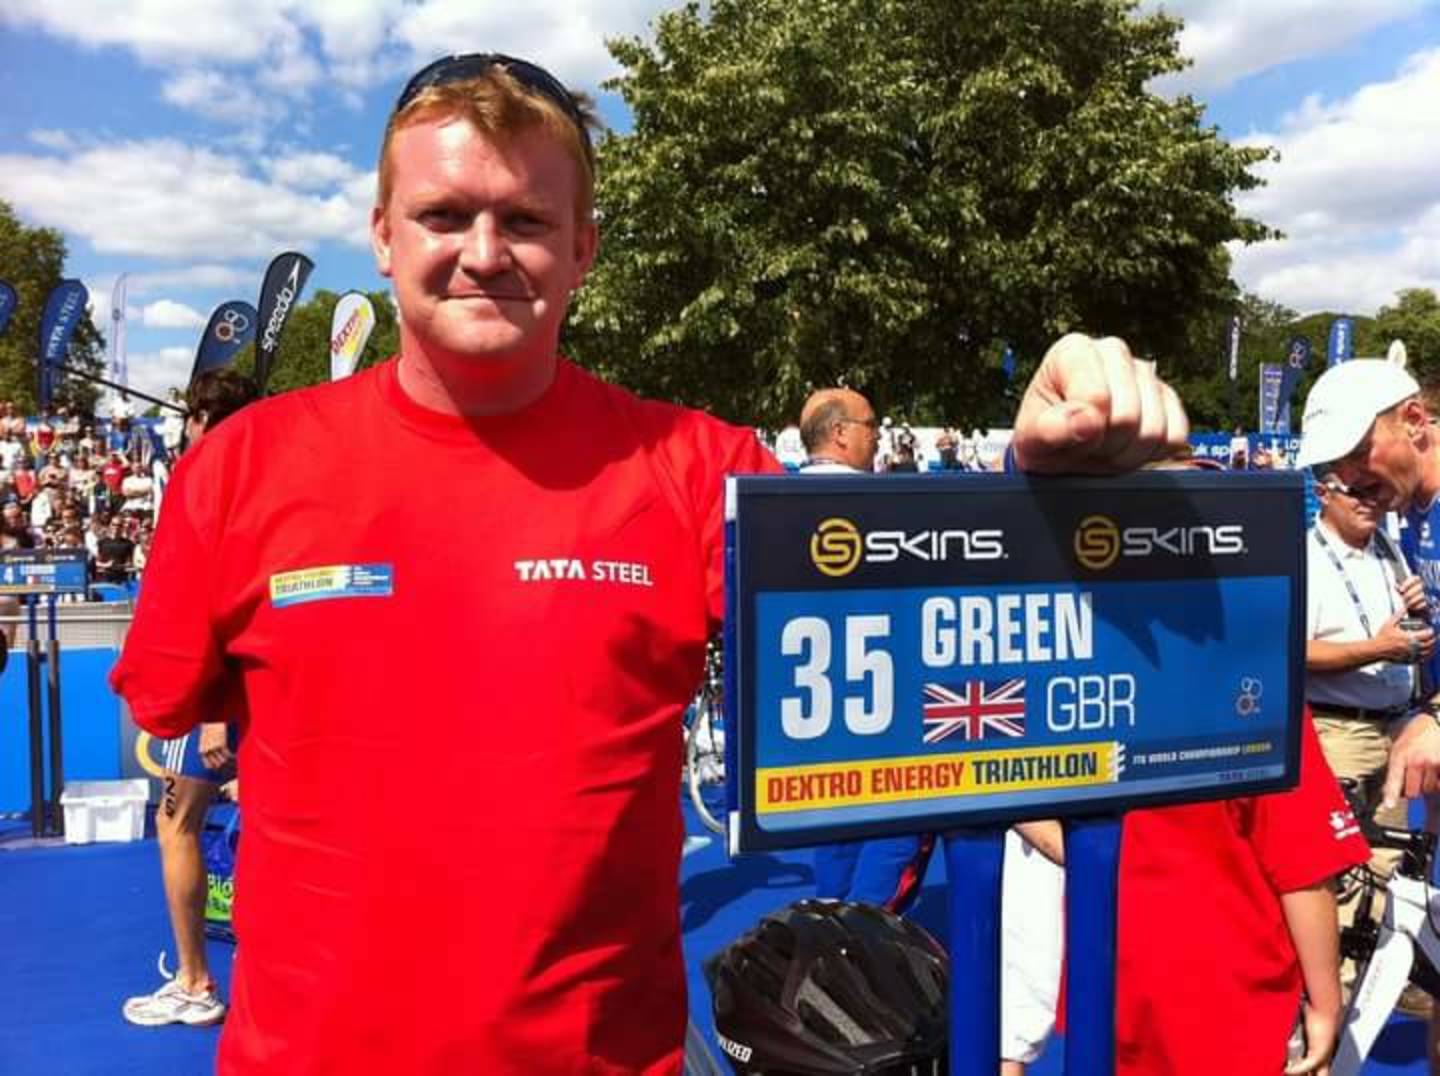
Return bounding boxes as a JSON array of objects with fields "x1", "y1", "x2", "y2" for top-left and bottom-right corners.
[
  {"x1": 567, "y1": 0, "x2": 1274, "y2": 429},
  {"x1": 1363, "y1": 288, "x2": 1440, "y2": 381},
  {"x1": 0, "y1": 199, "x2": 103, "y2": 415}
]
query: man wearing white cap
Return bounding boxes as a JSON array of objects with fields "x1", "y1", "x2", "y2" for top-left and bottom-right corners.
[{"x1": 1297, "y1": 360, "x2": 1440, "y2": 810}]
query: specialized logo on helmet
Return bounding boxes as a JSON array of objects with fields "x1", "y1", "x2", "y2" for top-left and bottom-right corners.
[
  {"x1": 715, "y1": 1033, "x2": 753, "y2": 1063},
  {"x1": 810, "y1": 518, "x2": 863, "y2": 577},
  {"x1": 1074, "y1": 515, "x2": 1120, "y2": 570}
]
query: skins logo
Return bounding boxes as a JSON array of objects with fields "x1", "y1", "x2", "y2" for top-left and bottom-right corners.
[
  {"x1": 810, "y1": 517, "x2": 1006, "y2": 577},
  {"x1": 1074, "y1": 515, "x2": 1120, "y2": 570},
  {"x1": 1074, "y1": 514, "x2": 1246, "y2": 571},
  {"x1": 810, "y1": 518, "x2": 863, "y2": 577}
]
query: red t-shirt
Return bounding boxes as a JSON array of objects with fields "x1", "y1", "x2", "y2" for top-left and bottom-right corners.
[
  {"x1": 1115, "y1": 713, "x2": 1369, "y2": 1075},
  {"x1": 112, "y1": 358, "x2": 780, "y2": 1075}
]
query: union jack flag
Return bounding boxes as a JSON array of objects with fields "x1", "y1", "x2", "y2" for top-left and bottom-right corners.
[{"x1": 922, "y1": 679, "x2": 1026, "y2": 744}]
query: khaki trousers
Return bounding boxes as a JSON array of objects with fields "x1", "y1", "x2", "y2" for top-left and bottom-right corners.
[{"x1": 1313, "y1": 712, "x2": 1407, "y2": 988}]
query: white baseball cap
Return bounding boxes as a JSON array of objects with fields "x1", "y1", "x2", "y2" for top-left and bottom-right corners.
[{"x1": 1295, "y1": 359, "x2": 1420, "y2": 468}]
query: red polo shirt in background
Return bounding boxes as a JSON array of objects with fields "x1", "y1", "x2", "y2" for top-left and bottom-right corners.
[{"x1": 1115, "y1": 713, "x2": 1369, "y2": 1075}]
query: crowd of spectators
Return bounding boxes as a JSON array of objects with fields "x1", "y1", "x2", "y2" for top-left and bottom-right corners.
[{"x1": 0, "y1": 399, "x2": 176, "y2": 594}]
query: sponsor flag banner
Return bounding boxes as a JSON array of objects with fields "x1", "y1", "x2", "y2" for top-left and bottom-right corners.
[
  {"x1": 190, "y1": 300, "x2": 258, "y2": 386},
  {"x1": 1258, "y1": 363, "x2": 1284, "y2": 433},
  {"x1": 1000, "y1": 343, "x2": 1016, "y2": 382},
  {"x1": 253, "y1": 251, "x2": 314, "y2": 391},
  {"x1": 1328, "y1": 317, "x2": 1353, "y2": 366},
  {"x1": 108, "y1": 273, "x2": 129, "y2": 389},
  {"x1": 1274, "y1": 334, "x2": 1311, "y2": 434},
  {"x1": 37, "y1": 279, "x2": 89, "y2": 411},
  {"x1": 329, "y1": 291, "x2": 376, "y2": 381},
  {"x1": 0, "y1": 280, "x2": 16, "y2": 337},
  {"x1": 1226, "y1": 315, "x2": 1241, "y2": 381},
  {"x1": 723, "y1": 471, "x2": 1304, "y2": 852}
]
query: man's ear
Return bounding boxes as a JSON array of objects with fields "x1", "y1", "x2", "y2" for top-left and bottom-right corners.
[
  {"x1": 371, "y1": 204, "x2": 394, "y2": 278},
  {"x1": 1401, "y1": 397, "x2": 1430, "y2": 441}
]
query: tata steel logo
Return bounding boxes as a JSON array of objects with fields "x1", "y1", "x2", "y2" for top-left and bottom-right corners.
[
  {"x1": 810, "y1": 518, "x2": 863, "y2": 577},
  {"x1": 1073, "y1": 514, "x2": 1246, "y2": 570},
  {"x1": 809, "y1": 517, "x2": 1006, "y2": 577},
  {"x1": 1074, "y1": 516, "x2": 1121, "y2": 570}
]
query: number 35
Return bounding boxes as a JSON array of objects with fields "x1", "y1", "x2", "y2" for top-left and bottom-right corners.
[{"x1": 780, "y1": 615, "x2": 893, "y2": 739}]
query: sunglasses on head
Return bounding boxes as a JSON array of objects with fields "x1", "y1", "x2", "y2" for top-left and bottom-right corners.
[{"x1": 394, "y1": 53, "x2": 592, "y2": 162}]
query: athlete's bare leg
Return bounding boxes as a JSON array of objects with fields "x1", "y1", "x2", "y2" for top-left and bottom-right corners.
[{"x1": 155, "y1": 772, "x2": 218, "y2": 992}]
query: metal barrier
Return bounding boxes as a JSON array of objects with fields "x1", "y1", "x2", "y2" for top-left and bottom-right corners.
[
  {"x1": 4, "y1": 606, "x2": 134, "y2": 837},
  {"x1": 2, "y1": 607, "x2": 134, "y2": 651}
]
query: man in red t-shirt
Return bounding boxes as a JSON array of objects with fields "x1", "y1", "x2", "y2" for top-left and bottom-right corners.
[
  {"x1": 111, "y1": 53, "x2": 1190, "y2": 1076},
  {"x1": 100, "y1": 452, "x2": 126, "y2": 509}
]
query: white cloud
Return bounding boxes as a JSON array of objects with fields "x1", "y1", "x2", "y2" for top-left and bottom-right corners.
[
  {"x1": 133, "y1": 265, "x2": 255, "y2": 293},
  {"x1": 125, "y1": 345, "x2": 195, "y2": 402},
  {"x1": 0, "y1": 0, "x2": 297, "y2": 64},
  {"x1": 161, "y1": 70, "x2": 277, "y2": 127},
  {"x1": 1, "y1": 0, "x2": 659, "y2": 108},
  {"x1": 0, "y1": 138, "x2": 375, "y2": 259},
  {"x1": 266, "y1": 151, "x2": 356, "y2": 190},
  {"x1": 298, "y1": 0, "x2": 404, "y2": 67},
  {"x1": 28, "y1": 129, "x2": 76, "y2": 151},
  {"x1": 85, "y1": 268, "x2": 256, "y2": 308},
  {"x1": 1145, "y1": 0, "x2": 1428, "y2": 93},
  {"x1": 1230, "y1": 47, "x2": 1440, "y2": 312},
  {"x1": 141, "y1": 299, "x2": 207, "y2": 329}
]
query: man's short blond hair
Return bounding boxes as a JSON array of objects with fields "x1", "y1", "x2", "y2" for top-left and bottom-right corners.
[{"x1": 376, "y1": 67, "x2": 600, "y2": 224}]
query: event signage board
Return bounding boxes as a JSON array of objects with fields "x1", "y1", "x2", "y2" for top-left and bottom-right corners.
[
  {"x1": 0, "y1": 549, "x2": 89, "y2": 594},
  {"x1": 723, "y1": 471, "x2": 1305, "y2": 853}
]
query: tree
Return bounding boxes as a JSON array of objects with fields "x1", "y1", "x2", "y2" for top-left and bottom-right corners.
[
  {"x1": 233, "y1": 289, "x2": 400, "y2": 396},
  {"x1": 1168, "y1": 292, "x2": 1293, "y2": 430},
  {"x1": 1360, "y1": 289, "x2": 1440, "y2": 382},
  {"x1": 0, "y1": 199, "x2": 104, "y2": 415},
  {"x1": 566, "y1": 0, "x2": 1274, "y2": 429}
]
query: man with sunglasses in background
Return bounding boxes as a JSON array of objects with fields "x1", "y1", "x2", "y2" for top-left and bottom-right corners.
[
  {"x1": 113, "y1": 52, "x2": 1191, "y2": 1074},
  {"x1": 1298, "y1": 362, "x2": 1440, "y2": 809},
  {"x1": 1304, "y1": 455, "x2": 1433, "y2": 1003}
]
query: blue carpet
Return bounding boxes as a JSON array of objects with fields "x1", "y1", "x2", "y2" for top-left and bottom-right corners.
[
  {"x1": 0, "y1": 797, "x2": 1431, "y2": 1074},
  {"x1": 0, "y1": 831, "x2": 232, "y2": 1075}
]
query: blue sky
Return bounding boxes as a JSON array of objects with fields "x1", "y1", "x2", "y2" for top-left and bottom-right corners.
[{"x1": 1, "y1": 0, "x2": 1437, "y2": 401}]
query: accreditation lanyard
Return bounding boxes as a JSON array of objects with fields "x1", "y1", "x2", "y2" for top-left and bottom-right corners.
[{"x1": 1313, "y1": 524, "x2": 1397, "y2": 638}]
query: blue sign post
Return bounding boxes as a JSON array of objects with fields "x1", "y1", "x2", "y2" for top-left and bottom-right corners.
[
  {"x1": 723, "y1": 471, "x2": 1306, "y2": 1073},
  {"x1": 3, "y1": 549, "x2": 89, "y2": 838}
]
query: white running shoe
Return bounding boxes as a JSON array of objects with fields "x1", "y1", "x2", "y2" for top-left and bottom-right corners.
[{"x1": 122, "y1": 953, "x2": 225, "y2": 1027}]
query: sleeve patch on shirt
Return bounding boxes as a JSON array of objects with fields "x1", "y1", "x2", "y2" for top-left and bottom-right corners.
[{"x1": 269, "y1": 564, "x2": 393, "y2": 607}]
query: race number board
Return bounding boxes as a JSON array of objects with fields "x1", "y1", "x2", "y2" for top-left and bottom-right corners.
[
  {"x1": 723, "y1": 471, "x2": 1304, "y2": 853},
  {"x1": 0, "y1": 549, "x2": 88, "y2": 594}
]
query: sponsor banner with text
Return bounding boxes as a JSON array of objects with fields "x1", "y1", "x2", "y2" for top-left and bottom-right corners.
[
  {"x1": 253, "y1": 251, "x2": 314, "y2": 390},
  {"x1": 724, "y1": 471, "x2": 1305, "y2": 852},
  {"x1": 0, "y1": 280, "x2": 15, "y2": 337},
  {"x1": 329, "y1": 291, "x2": 376, "y2": 381}
]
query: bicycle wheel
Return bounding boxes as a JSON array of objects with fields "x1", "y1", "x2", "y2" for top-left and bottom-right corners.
[{"x1": 686, "y1": 697, "x2": 727, "y2": 835}]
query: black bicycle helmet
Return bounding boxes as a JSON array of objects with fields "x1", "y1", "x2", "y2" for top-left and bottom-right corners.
[{"x1": 705, "y1": 899, "x2": 948, "y2": 1075}]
